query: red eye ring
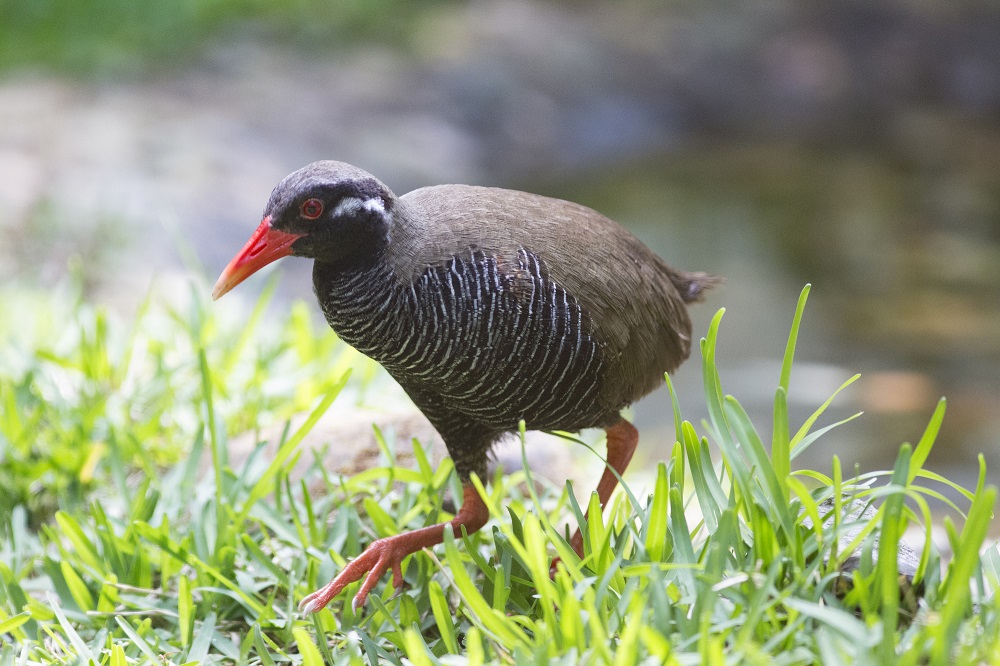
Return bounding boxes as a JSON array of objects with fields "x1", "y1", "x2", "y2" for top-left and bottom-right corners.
[{"x1": 300, "y1": 198, "x2": 324, "y2": 219}]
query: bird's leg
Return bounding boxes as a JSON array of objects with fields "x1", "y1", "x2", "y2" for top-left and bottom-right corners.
[
  {"x1": 567, "y1": 419, "x2": 639, "y2": 559},
  {"x1": 299, "y1": 483, "x2": 489, "y2": 613}
]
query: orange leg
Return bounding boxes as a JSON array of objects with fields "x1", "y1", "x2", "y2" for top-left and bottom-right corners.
[
  {"x1": 567, "y1": 419, "x2": 638, "y2": 558},
  {"x1": 300, "y1": 484, "x2": 489, "y2": 613}
]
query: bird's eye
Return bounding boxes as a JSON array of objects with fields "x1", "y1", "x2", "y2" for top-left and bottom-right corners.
[{"x1": 300, "y1": 198, "x2": 324, "y2": 219}]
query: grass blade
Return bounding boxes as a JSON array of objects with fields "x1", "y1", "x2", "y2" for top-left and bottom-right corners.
[
  {"x1": 779, "y1": 284, "x2": 811, "y2": 392},
  {"x1": 772, "y1": 386, "x2": 790, "y2": 504},
  {"x1": 909, "y1": 398, "x2": 945, "y2": 484}
]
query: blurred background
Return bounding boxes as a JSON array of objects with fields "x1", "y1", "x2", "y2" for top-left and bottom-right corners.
[{"x1": 2, "y1": 0, "x2": 998, "y2": 498}]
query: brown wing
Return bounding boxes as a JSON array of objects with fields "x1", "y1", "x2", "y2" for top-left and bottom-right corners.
[{"x1": 392, "y1": 185, "x2": 696, "y2": 408}]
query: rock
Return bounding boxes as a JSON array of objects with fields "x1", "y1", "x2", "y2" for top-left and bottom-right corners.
[
  {"x1": 809, "y1": 497, "x2": 926, "y2": 624},
  {"x1": 215, "y1": 396, "x2": 593, "y2": 498}
]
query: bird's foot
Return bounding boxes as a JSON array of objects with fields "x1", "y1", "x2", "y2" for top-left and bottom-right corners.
[
  {"x1": 299, "y1": 535, "x2": 413, "y2": 614},
  {"x1": 299, "y1": 484, "x2": 489, "y2": 613}
]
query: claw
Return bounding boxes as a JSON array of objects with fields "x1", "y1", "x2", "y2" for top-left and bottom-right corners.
[{"x1": 299, "y1": 596, "x2": 322, "y2": 615}]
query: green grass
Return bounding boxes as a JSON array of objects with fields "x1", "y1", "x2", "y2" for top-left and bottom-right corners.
[
  {"x1": 0, "y1": 0, "x2": 455, "y2": 77},
  {"x1": 1, "y1": 281, "x2": 998, "y2": 664}
]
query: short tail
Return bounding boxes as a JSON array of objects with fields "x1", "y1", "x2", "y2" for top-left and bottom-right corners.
[{"x1": 673, "y1": 271, "x2": 724, "y2": 304}]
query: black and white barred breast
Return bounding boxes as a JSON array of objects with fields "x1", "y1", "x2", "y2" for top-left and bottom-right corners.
[{"x1": 314, "y1": 245, "x2": 620, "y2": 438}]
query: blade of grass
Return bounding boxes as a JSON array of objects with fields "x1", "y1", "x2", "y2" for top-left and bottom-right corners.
[
  {"x1": 877, "y1": 445, "x2": 911, "y2": 660},
  {"x1": 665, "y1": 372, "x2": 684, "y2": 447},
  {"x1": 235, "y1": 374, "x2": 348, "y2": 525},
  {"x1": 789, "y1": 375, "x2": 862, "y2": 455},
  {"x1": 724, "y1": 396, "x2": 796, "y2": 555},
  {"x1": 440, "y1": 527, "x2": 529, "y2": 650},
  {"x1": 429, "y1": 580, "x2": 459, "y2": 653},
  {"x1": 114, "y1": 615, "x2": 160, "y2": 663},
  {"x1": 187, "y1": 612, "x2": 217, "y2": 664},
  {"x1": 645, "y1": 463, "x2": 670, "y2": 562},
  {"x1": 779, "y1": 284, "x2": 810, "y2": 392},
  {"x1": 293, "y1": 627, "x2": 326, "y2": 666},
  {"x1": 909, "y1": 398, "x2": 945, "y2": 484},
  {"x1": 59, "y1": 561, "x2": 95, "y2": 615},
  {"x1": 791, "y1": 409, "x2": 864, "y2": 460},
  {"x1": 134, "y1": 522, "x2": 265, "y2": 615},
  {"x1": 772, "y1": 387, "x2": 790, "y2": 504},
  {"x1": 178, "y1": 574, "x2": 193, "y2": 647},
  {"x1": 932, "y1": 485, "x2": 997, "y2": 662}
]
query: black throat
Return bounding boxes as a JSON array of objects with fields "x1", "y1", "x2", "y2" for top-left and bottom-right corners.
[{"x1": 311, "y1": 254, "x2": 404, "y2": 356}]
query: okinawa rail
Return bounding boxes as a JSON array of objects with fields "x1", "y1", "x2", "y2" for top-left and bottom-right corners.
[{"x1": 213, "y1": 161, "x2": 718, "y2": 612}]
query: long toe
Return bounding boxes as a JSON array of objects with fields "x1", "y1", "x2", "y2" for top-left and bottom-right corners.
[
  {"x1": 352, "y1": 554, "x2": 394, "y2": 610},
  {"x1": 299, "y1": 546, "x2": 380, "y2": 614},
  {"x1": 300, "y1": 536, "x2": 415, "y2": 614}
]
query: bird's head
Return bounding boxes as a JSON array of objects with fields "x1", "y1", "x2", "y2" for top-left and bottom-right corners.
[{"x1": 212, "y1": 161, "x2": 394, "y2": 300}]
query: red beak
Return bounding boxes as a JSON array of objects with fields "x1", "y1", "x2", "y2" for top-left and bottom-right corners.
[{"x1": 212, "y1": 216, "x2": 304, "y2": 300}]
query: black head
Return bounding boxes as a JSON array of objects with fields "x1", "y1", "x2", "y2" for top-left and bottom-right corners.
[
  {"x1": 266, "y1": 161, "x2": 395, "y2": 264},
  {"x1": 212, "y1": 161, "x2": 395, "y2": 300}
]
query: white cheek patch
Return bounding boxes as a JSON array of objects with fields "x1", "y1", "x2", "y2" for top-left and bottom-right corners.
[
  {"x1": 332, "y1": 197, "x2": 364, "y2": 218},
  {"x1": 333, "y1": 197, "x2": 386, "y2": 218},
  {"x1": 363, "y1": 198, "x2": 386, "y2": 214}
]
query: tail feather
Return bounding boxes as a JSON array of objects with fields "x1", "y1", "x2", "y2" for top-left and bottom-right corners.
[{"x1": 673, "y1": 271, "x2": 724, "y2": 304}]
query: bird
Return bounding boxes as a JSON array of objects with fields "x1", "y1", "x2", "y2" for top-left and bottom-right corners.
[{"x1": 212, "y1": 161, "x2": 718, "y2": 613}]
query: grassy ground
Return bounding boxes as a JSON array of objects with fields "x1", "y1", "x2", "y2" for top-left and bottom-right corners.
[
  {"x1": 0, "y1": 281, "x2": 997, "y2": 664},
  {"x1": 0, "y1": 0, "x2": 454, "y2": 76}
]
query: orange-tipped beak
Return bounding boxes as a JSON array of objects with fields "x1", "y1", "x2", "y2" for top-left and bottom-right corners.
[{"x1": 212, "y1": 216, "x2": 304, "y2": 300}]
